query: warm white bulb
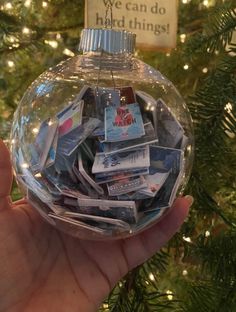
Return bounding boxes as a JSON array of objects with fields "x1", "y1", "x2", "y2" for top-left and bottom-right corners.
[
  {"x1": 9, "y1": 36, "x2": 15, "y2": 43},
  {"x1": 180, "y1": 33, "x2": 186, "y2": 43},
  {"x1": 182, "y1": 0, "x2": 188, "y2": 3},
  {"x1": 149, "y1": 273, "x2": 155, "y2": 281},
  {"x1": 205, "y1": 230, "x2": 211, "y2": 237},
  {"x1": 183, "y1": 236, "x2": 192, "y2": 243},
  {"x1": 22, "y1": 27, "x2": 30, "y2": 35},
  {"x1": 203, "y1": 0, "x2": 209, "y2": 6},
  {"x1": 202, "y1": 67, "x2": 208, "y2": 73},
  {"x1": 225, "y1": 102, "x2": 233, "y2": 113},
  {"x1": 166, "y1": 290, "x2": 174, "y2": 300},
  {"x1": 21, "y1": 163, "x2": 29, "y2": 169},
  {"x1": 7, "y1": 60, "x2": 15, "y2": 68},
  {"x1": 183, "y1": 64, "x2": 189, "y2": 70},
  {"x1": 32, "y1": 127, "x2": 39, "y2": 134},
  {"x1": 45, "y1": 40, "x2": 58, "y2": 49},
  {"x1": 5, "y1": 2, "x2": 13, "y2": 10},
  {"x1": 35, "y1": 173, "x2": 42, "y2": 178},
  {"x1": 42, "y1": 1, "x2": 48, "y2": 7},
  {"x1": 24, "y1": 0, "x2": 31, "y2": 7},
  {"x1": 63, "y1": 48, "x2": 75, "y2": 57},
  {"x1": 182, "y1": 270, "x2": 188, "y2": 276}
]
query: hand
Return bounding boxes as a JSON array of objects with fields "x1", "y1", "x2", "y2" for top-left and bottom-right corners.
[{"x1": 0, "y1": 139, "x2": 192, "y2": 312}]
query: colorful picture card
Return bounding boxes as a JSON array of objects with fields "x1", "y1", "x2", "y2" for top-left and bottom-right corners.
[{"x1": 105, "y1": 103, "x2": 145, "y2": 142}]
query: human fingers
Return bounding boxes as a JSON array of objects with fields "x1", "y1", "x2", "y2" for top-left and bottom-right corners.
[
  {"x1": 13, "y1": 198, "x2": 27, "y2": 206},
  {"x1": 120, "y1": 196, "x2": 192, "y2": 270}
]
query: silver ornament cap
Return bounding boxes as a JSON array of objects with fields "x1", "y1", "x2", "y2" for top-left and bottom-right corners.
[{"x1": 79, "y1": 28, "x2": 136, "y2": 54}]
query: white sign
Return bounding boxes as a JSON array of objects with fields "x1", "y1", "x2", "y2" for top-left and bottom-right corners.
[{"x1": 85, "y1": 0, "x2": 178, "y2": 50}]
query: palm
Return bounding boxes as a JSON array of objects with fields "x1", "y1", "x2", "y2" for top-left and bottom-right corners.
[{"x1": 0, "y1": 140, "x2": 191, "y2": 312}]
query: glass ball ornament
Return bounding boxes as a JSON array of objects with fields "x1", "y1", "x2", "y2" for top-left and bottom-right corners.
[{"x1": 10, "y1": 29, "x2": 194, "y2": 240}]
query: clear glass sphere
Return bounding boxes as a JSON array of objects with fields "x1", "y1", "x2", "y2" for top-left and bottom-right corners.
[{"x1": 10, "y1": 51, "x2": 194, "y2": 240}]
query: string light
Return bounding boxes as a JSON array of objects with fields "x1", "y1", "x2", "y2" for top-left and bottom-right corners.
[
  {"x1": 8, "y1": 36, "x2": 16, "y2": 43},
  {"x1": 202, "y1": 67, "x2": 208, "y2": 73},
  {"x1": 182, "y1": 270, "x2": 188, "y2": 276},
  {"x1": 183, "y1": 64, "x2": 189, "y2": 70},
  {"x1": 103, "y1": 304, "x2": 109, "y2": 309},
  {"x1": 63, "y1": 48, "x2": 75, "y2": 57},
  {"x1": 56, "y1": 33, "x2": 62, "y2": 40},
  {"x1": 24, "y1": 0, "x2": 31, "y2": 7},
  {"x1": 183, "y1": 236, "x2": 192, "y2": 243},
  {"x1": 203, "y1": 0, "x2": 209, "y2": 6},
  {"x1": 166, "y1": 52, "x2": 170, "y2": 57},
  {"x1": 224, "y1": 102, "x2": 233, "y2": 113},
  {"x1": 180, "y1": 33, "x2": 186, "y2": 43},
  {"x1": 205, "y1": 230, "x2": 211, "y2": 237},
  {"x1": 42, "y1": 1, "x2": 48, "y2": 7},
  {"x1": 166, "y1": 290, "x2": 174, "y2": 300},
  {"x1": 44, "y1": 40, "x2": 58, "y2": 49},
  {"x1": 7, "y1": 60, "x2": 15, "y2": 68},
  {"x1": 32, "y1": 127, "x2": 39, "y2": 134},
  {"x1": 5, "y1": 2, "x2": 13, "y2": 10},
  {"x1": 35, "y1": 173, "x2": 42, "y2": 178},
  {"x1": 182, "y1": 0, "x2": 189, "y2": 3},
  {"x1": 22, "y1": 27, "x2": 30, "y2": 35},
  {"x1": 21, "y1": 163, "x2": 29, "y2": 169},
  {"x1": 149, "y1": 273, "x2": 155, "y2": 281}
]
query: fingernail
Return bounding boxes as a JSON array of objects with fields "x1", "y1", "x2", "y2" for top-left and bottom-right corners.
[{"x1": 184, "y1": 195, "x2": 194, "y2": 207}]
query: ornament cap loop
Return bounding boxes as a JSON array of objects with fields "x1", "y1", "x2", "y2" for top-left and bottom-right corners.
[{"x1": 79, "y1": 28, "x2": 136, "y2": 54}]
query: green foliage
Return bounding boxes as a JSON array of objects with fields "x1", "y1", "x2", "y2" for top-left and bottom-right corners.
[
  {"x1": 185, "y1": 5, "x2": 236, "y2": 55},
  {"x1": 1, "y1": 0, "x2": 236, "y2": 311},
  {"x1": 196, "y1": 230, "x2": 236, "y2": 283},
  {"x1": 182, "y1": 281, "x2": 233, "y2": 312}
]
